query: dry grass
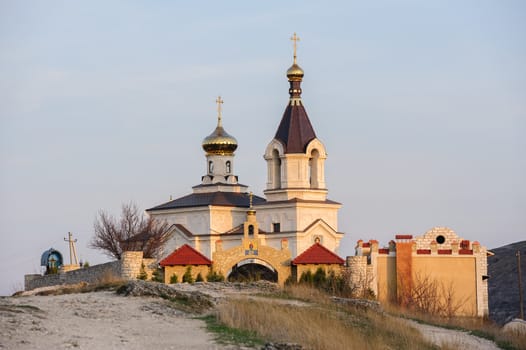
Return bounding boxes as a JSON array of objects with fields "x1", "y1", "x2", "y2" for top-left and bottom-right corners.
[
  {"x1": 216, "y1": 285, "x2": 436, "y2": 350},
  {"x1": 282, "y1": 283, "x2": 332, "y2": 305},
  {"x1": 384, "y1": 303, "x2": 526, "y2": 350}
]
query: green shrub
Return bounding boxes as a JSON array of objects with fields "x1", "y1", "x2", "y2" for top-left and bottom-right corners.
[
  {"x1": 297, "y1": 268, "x2": 355, "y2": 297},
  {"x1": 169, "y1": 273, "x2": 178, "y2": 284},
  {"x1": 313, "y1": 267, "x2": 327, "y2": 286},
  {"x1": 207, "y1": 269, "x2": 225, "y2": 282},
  {"x1": 196, "y1": 272, "x2": 204, "y2": 282},
  {"x1": 137, "y1": 263, "x2": 148, "y2": 280},
  {"x1": 151, "y1": 267, "x2": 164, "y2": 283},
  {"x1": 182, "y1": 266, "x2": 194, "y2": 283},
  {"x1": 299, "y1": 270, "x2": 313, "y2": 284}
]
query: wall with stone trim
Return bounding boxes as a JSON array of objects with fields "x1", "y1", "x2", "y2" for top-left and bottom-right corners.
[
  {"x1": 24, "y1": 260, "x2": 121, "y2": 291},
  {"x1": 24, "y1": 251, "x2": 153, "y2": 291},
  {"x1": 350, "y1": 228, "x2": 490, "y2": 317}
]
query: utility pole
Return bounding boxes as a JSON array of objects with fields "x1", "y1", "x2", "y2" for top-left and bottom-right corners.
[
  {"x1": 518, "y1": 250, "x2": 524, "y2": 320},
  {"x1": 64, "y1": 232, "x2": 79, "y2": 266}
]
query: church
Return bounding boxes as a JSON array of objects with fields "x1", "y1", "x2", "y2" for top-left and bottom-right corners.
[
  {"x1": 147, "y1": 34, "x2": 345, "y2": 285},
  {"x1": 139, "y1": 35, "x2": 491, "y2": 317}
]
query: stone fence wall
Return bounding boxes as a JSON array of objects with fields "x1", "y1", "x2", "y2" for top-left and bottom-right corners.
[{"x1": 24, "y1": 251, "x2": 154, "y2": 291}]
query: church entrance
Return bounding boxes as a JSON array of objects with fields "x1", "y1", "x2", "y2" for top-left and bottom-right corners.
[{"x1": 228, "y1": 259, "x2": 278, "y2": 283}]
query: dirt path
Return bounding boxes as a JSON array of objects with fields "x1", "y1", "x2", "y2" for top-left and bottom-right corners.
[
  {"x1": 406, "y1": 320, "x2": 500, "y2": 350},
  {"x1": 0, "y1": 291, "x2": 242, "y2": 350}
]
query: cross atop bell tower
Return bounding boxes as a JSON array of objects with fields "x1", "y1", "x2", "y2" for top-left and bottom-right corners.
[
  {"x1": 290, "y1": 32, "x2": 300, "y2": 64},
  {"x1": 216, "y1": 96, "x2": 224, "y2": 126}
]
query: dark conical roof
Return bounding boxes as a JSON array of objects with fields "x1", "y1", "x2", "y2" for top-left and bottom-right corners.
[{"x1": 274, "y1": 102, "x2": 316, "y2": 153}]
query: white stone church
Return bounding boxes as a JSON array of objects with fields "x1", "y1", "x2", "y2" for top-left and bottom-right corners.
[{"x1": 146, "y1": 36, "x2": 345, "y2": 284}]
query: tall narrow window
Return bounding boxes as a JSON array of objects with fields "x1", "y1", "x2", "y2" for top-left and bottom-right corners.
[
  {"x1": 226, "y1": 161, "x2": 231, "y2": 174},
  {"x1": 208, "y1": 161, "x2": 214, "y2": 174},
  {"x1": 310, "y1": 149, "x2": 320, "y2": 188},
  {"x1": 248, "y1": 225, "x2": 254, "y2": 236},
  {"x1": 272, "y1": 149, "x2": 281, "y2": 189}
]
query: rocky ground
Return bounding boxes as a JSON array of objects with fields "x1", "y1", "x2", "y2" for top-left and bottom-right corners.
[
  {"x1": 0, "y1": 280, "x2": 511, "y2": 350},
  {"x1": 1, "y1": 291, "x2": 226, "y2": 350},
  {"x1": 0, "y1": 281, "x2": 283, "y2": 350}
]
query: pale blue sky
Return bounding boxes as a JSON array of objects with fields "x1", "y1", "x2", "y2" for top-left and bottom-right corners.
[{"x1": 1, "y1": 1, "x2": 525, "y2": 295}]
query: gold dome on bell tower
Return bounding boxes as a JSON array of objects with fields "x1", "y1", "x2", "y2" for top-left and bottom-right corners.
[{"x1": 202, "y1": 96, "x2": 238, "y2": 155}]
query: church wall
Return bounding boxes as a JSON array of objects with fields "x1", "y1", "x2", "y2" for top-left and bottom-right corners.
[
  {"x1": 257, "y1": 206, "x2": 297, "y2": 233},
  {"x1": 295, "y1": 233, "x2": 340, "y2": 259},
  {"x1": 256, "y1": 204, "x2": 342, "y2": 259},
  {"x1": 161, "y1": 232, "x2": 193, "y2": 260},
  {"x1": 210, "y1": 207, "x2": 246, "y2": 235},
  {"x1": 151, "y1": 208, "x2": 210, "y2": 236},
  {"x1": 295, "y1": 205, "x2": 339, "y2": 232},
  {"x1": 218, "y1": 236, "x2": 244, "y2": 252}
]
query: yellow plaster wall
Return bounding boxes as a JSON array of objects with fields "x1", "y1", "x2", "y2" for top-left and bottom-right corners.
[
  {"x1": 163, "y1": 265, "x2": 210, "y2": 284},
  {"x1": 412, "y1": 256, "x2": 477, "y2": 316},
  {"x1": 295, "y1": 264, "x2": 342, "y2": 281},
  {"x1": 376, "y1": 256, "x2": 397, "y2": 303}
]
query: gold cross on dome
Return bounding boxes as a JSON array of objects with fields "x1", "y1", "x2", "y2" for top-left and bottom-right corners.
[
  {"x1": 290, "y1": 32, "x2": 300, "y2": 64},
  {"x1": 216, "y1": 96, "x2": 224, "y2": 125}
]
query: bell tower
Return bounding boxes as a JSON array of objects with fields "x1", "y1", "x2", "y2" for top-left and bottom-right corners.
[
  {"x1": 264, "y1": 33, "x2": 328, "y2": 202},
  {"x1": 200, "y1": 96, "x2": 240, "y2": 186}
]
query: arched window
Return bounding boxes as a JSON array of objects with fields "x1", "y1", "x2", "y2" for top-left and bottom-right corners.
[
  {"x1": 208, "y1": 161, "x2": 214, "y2": 174},
  {"x1": 248, "y1": 225, "x2": 254, "y2": 236},
  {"x1": 309, "y1": 149, "x2": 320, "y2": 188},
  {"x1": 272, "y1": 149, "x2": 281, "y2": 189},
  {"x1": 226, "y1": 161, "x2": 231, "y2": 174}
]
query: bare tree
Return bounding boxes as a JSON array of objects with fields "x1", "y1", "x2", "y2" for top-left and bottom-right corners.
[
  {"x1": 90, "y1": 202, "x2": 171, "y2": 260},
  {"x1": 410, "y1": 272, "x2": 470, "y2": 317}
]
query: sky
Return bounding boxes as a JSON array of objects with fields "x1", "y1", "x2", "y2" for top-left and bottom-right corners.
[{"x1": 1, "y1": 0, "x2": 525, "y2": 296}]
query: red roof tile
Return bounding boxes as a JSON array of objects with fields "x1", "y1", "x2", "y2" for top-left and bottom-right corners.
[
  {"x1": 159, "y1": 244, "x2": 212, "y2": 266},
  {"x1": 292, "y1": 243, "x2": 345, "y2": 265}
]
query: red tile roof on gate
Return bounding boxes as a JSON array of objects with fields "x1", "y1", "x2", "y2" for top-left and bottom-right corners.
[
  {"x1": 292, "y1": 243, "x2": 345, "y2": 265},
  {"x1": 159, "y1": 244, "x2": 212, "y2": 266}
]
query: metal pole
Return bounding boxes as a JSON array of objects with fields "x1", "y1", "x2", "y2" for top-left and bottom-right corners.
[{"x1": 518, "y1": 250, "x2": 524, "y2": 320}]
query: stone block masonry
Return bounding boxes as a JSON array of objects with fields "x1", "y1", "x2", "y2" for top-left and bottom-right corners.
[{"x1": 24, "y1": 251, "x2": 152, "y2": 291}]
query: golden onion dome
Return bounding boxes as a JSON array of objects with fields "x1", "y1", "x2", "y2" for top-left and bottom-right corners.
[
  {"x1": 202, "y1": 124, "x2": 238, "y2": 155},
  {"x1": 202, "y1": 96, "x2": 238, "y2": 155},
  {"x1": 286, "y1": 63, "x2": 304, "y2": 81}
]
